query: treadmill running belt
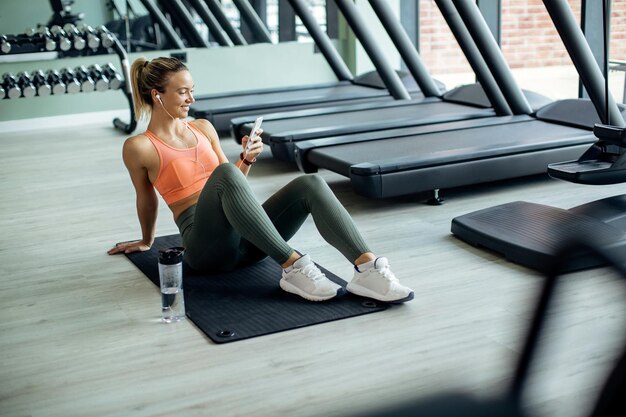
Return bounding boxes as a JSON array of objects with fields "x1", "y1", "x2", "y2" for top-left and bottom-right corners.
[
  {"x1": 190, "y1": 80, "x2": 425, "y2": 132},
  {"x1": 264, "y1": 101, "x2": 493, "y2": 140},
  {"x1": 260, "y1": 101, "x2": 494, "y2": 162},
  {"x1": 309, "y1": 120, "x2": 592, "y2": 173},
  {"x1": 303, "y1": 119, "x2": 594, "y2": 198},
  {"x1": 125, "y1": 234, "x2": 389, "y2": 343},
  {"x1": 192, "y1": 83, "x2": 393, "y2": 114}
]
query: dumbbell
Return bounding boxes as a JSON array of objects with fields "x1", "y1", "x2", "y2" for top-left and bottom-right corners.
[
  {"x1": 87, "y1": 64, "x2": 109, "y2": 92},
  {"x1": 96, "y1": 25, "x2": 115, "y2": 48},
  {"x1": 18, "y1": 28, "x2": 41, "y2": 40},
  {"x1": 102, "y1": 63, "x2": 122, "y2": 90},
  {"x1": 77, "y1": 24, "x2": 100, "y2": 50},
  {"x1": 16, "y1": 72, "x2": 36, "y2": 98},
  {"x1": 17, "y1": 31, "x2": 39, "y2": 50},
  {"x1": 1, "y1": 35, "x2": 11, "y2": 54},
  {"x1": 1, "y1": 34, "x2": 36, "y2": 54},
  {"x1": 2, "y1": 73, "x2": 22, "y2": 99},
  {"x1": 31, "y1": 69, "x2": 52, "y2": 96},
  {"x1": 24, "y1": 26, "x2": 55, "y2": 50},
  {"x1": 59, "y1": 68, "x2": 81, "y2": 94},
  {"x1": 63, "y1": 23, "x2": 86, "y2": 50},
  {"x1": 34, "y1": 26, "x2": 58, "y2": 51},
  {"x1": 74, "y1": 65, "x2": 95, "y2": 92},
  {"x1": 50, "y1": 25, "x2": 72, "y2": 51},
  {"x1": 1, "y1": 34, "x2": 39, "y2": 54},
  {"x1": 22, "y1": 33, "x2": 53, "y2": 52},
  {"x1": 45, "y1": 69, "x2": 67, "y2": 95}
]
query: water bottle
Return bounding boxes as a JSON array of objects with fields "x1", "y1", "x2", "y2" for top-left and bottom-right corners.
[{"x1": 158, "y1": 247, "x2": 186, "y2": 323}]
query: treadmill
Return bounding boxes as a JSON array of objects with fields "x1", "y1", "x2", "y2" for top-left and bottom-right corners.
[
  {"x1": 290, "y1": 0, "x2": 613, "y2": 200},
  {"x1": 451, "y1": 0, "x2": 626, "y2": 273},
  {"x1": 188, "y1": 0, "x2": 423, "y2": 133},
  {"x1": 232, "y1": 0, "x2": 552, "y2": 163}
]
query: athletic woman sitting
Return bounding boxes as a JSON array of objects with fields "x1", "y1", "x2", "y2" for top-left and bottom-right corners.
[{"x1": 108, "y1": 57, "x2": 413, "y2": 303}]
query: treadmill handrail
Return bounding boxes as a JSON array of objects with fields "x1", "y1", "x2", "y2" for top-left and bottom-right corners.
[
  {"x1": 333, "y1": 0, "x2": 411, "y2": 100},
  {"x1": 434, "y1": 0, "x2": 512, "y2": 116},
  {"x1": 203, "y1": 0, "x2": 248, "y2": 45},
  {"x1": 165, "y1": 0, "x2": 212, "y2": 48},
  {"x1": 367, "y1": 0, "x2": 441, "y2": 97},
  {"x1": 452, "y1": 0, "x2": 533, "y2": 115},
  {"x1": 510, "y1": 238, "x2": 626, "y2": 405},
  {"x1": 187, "y1": 0, "x2": 234, "y2": 47},
  {"x1": 232, "y1": 0, "x2": 273, "y2": 43},
  {"x1": 287, "y1": 0, "x2": 353, "y2": 81},
  {"x1": 543, "y1": 0, "x2": 625, "y2": 128},
  {"x1": 138, "y1": 0, "x2": 186, "y2": 49}
]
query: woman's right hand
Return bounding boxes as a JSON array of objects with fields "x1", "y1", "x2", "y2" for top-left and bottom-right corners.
[
  {"x1": 108, "y1": 240, "x2": 152, "y2": 255},
  {"x1": 242, "y1": 128, "x2": 264, "y2": 160}
]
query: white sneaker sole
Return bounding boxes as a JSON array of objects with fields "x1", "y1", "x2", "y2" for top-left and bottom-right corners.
[
  {"x1": 280, "y1": 279, "x2": 345, "y2": 302},
  {"x1": 347, "y1": 282, "x2": 414, "y2": 304}
]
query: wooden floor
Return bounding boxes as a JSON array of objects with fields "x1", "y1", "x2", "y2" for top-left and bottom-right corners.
[{"x1": 1, "y1": 114, "x2": 625, "y2": 417}]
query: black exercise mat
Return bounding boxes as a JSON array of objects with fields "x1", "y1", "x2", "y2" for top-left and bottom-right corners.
[{"x1": 125, "y1": 234, "x2": 389, "y2": 343}]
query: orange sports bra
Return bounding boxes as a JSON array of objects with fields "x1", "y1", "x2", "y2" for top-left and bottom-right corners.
[{"x1": 144, "y1": 124, "x2": 219, "y2": 205}]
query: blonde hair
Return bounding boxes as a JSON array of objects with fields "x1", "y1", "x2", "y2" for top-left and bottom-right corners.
[{"x1": 130, "y1": 56, "x2": 189, "y2": 121}]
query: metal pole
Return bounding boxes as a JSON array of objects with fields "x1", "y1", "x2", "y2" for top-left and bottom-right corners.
[
  {"x1": 278, "y1": 0, "x2": 296, "y2": 42},
  {"x1": 287, "y1": 0, "x2": 353, "y2": 81},
  {"x1": 188, "y1": 0, "x2": 233, "y2": 46},
  {"x1": 579, "y1": 0, "x2": 605, "y2": 99},
  {"x1": 453, "y1": 0, "x2": 532, "y2": 115},
  {"x1": 543, "y1": 0, "x2": 624, "y2": 126},
  {"x1": 400, "y1": 0, "x2": 419, "y2": 53},
  {"x1": 160, "y1": 0, "x2": 211, "y2": 47},
  {"x1": 511, "y1": 240, "x2": 626, "y2": 404},
  {"x1": 477, "y1": 0, "x2": 501, "y2": 46},
  {"x1": 334, "y1": 0, "x2": 411, "y2": 100},
  {"x1": 232, "y1": 0, "x2": 272, "y2": 43},
  {"x1": 203, "y1": 0, "x2": 247, "y2": 45},
  {"x1": 138, "y1": 0, "x2": 185, "y2": 49},
  {"x1": 368, "y1": 0, "x2": 441, "y2": 97},
  {"x1": 434, "y1": 0, "x2": 512, "y2": 115},
  {"x1": 326, "y1": 1, "x2": 340, "y2": 40}
]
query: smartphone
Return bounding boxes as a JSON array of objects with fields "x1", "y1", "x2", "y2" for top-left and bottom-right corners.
[{"x1": 246, "y1": 116, "x2": 263, "y2": 151}]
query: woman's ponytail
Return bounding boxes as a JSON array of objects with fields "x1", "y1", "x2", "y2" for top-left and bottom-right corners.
[{"x1": 129, "y1": 56, "x2": 188, "y2": 122}]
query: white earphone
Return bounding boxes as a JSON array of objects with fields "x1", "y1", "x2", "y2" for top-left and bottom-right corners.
[{"x1": 155, "y1": 93, "x2": 178, "y2": 121}]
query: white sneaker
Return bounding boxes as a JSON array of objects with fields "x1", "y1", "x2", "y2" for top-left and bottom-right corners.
[
  {"x1": 280, "y1": 254, "x2": 345, "y2": 301},
  {"x1": 347, "y1": 257, "x2": 414, "y2": 303}
]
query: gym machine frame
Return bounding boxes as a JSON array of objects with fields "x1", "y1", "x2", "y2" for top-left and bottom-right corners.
[
  {"x1": 357, "y1": 238, "x2": 626, "y2": 417},
  {"x1": 451, "y1": 0, "x2": 626, "y2": 272}
]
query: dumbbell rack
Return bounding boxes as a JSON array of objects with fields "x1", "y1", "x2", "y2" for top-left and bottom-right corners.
[{"x1": 1, "y1": 25, "x2": 136, "y2": 134}]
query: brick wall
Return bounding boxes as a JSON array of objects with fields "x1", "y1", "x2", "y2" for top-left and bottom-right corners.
[{"x1": 419, "y1": 0, "x2": 626, "y2": 74}]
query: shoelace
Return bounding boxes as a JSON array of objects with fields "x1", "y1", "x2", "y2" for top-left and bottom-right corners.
[
  {"x1": 300, "y1": 263, "x2": 326, "y2": 282},
  {"x1": 376, "y1": 264, "x2": 398, "y2": 283}
]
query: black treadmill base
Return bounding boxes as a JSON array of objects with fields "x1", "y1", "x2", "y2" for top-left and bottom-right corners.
[
  {"x1": 451, "y1": 199, "x2": 626, "y2": 273},
  {"x1": 346, "y1": 143, "x2": 591, "y2": 199}
]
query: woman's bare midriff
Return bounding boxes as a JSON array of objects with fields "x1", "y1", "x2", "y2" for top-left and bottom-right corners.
[{"x1": 170, "y1": 190, "x2": 202, "y2": 221}]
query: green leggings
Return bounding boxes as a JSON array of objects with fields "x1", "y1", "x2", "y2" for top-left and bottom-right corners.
[{"x1": 175, "y1": 163, "x2": 371, "y2": 272}]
